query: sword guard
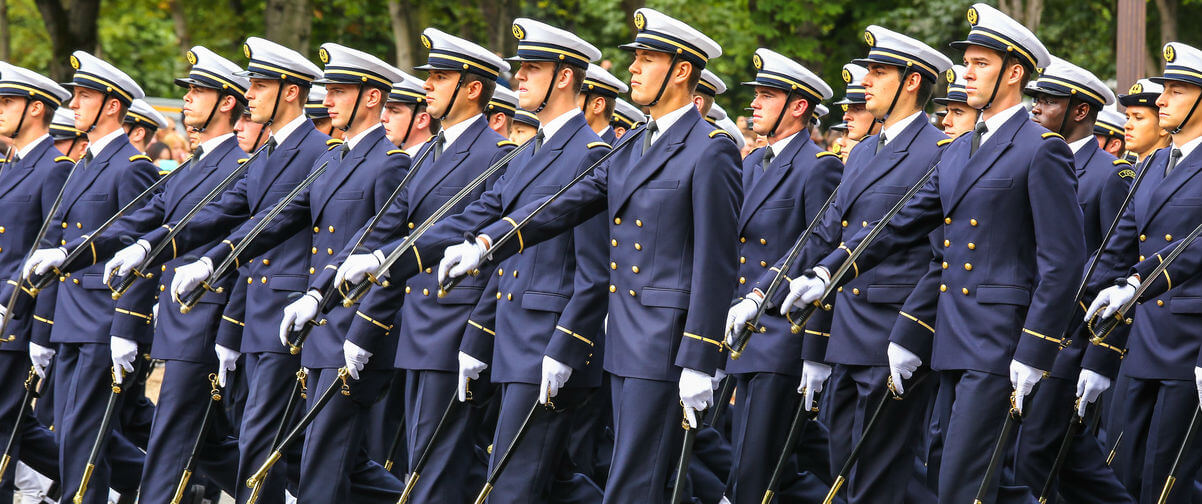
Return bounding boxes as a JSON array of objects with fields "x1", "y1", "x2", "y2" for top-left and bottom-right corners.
[
  {"x1": 208, "y1": 373, "x2": 222, "y2": 401},
  {"x1": 338, "y1": 367, "x2": 351, "y2": 396},
  {"x1": 886, "y1": 376, "x2": 905, "y2": 400}
]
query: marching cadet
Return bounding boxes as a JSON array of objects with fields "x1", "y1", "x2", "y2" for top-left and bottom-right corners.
[
  {"x1": 40, "y1": 45, "x2": 251, "y2": 502},
  {"x1": 50, "y1": 106, "x2": 88, "y2": 160},
  {"x1": 1082, "y1": 42, "x2": 1202, "y2": 504},
  {"x1": 692, "y1": 68, "x2": 725, "y2": 118},
  {"x1": 436, "y1": 8, "x2": 741, "y2": 502},
  {"x1": 148, "y1": 37, "x2": 327, "y2": 504},
  {"x1": 935, "y1": 65, "x2": 976, "y2": 138},
  {"x1": 581, "y1": 63, "x2": 628, "y2": 144},
  {"x1": 1018, "y1": 56, "x2": 1134, "y2": 503},
  {"x1": 707, "y1": 103, "x2": 746, "y2": 151},
  {"x1": 333, "y1": 20, "x2": 612, "y2": 502},
  {"x1": 19, "y1": 50, "x2": 159, "y2": 504},
  {"x1": 717, "y1": 46, "x2": 842, "y2": 503},
  {"x1": 512, "y1": 108, "x2": 541, "y2": 143},
  {"x1": 729, "y1": 27, "x2": 951, "y2": 503},
  {"x1": 0, "y1": 62, "x2": 73, "y2": 500},
  {"x1": 486, "y1": 86, "x2": 519, "y2": 137},
  {"x1": 836, "y1": 63, "x2": 878, "y2": 144},
  {"x1": 123, "y1": 98, "x2": 169, "y2": 154},
  {"x1": 1120, "y1": 79, "x2": 1172, "y2": 163},
  {"x1": 306, "y1": 84, "x2": 334, "y2": 136},
  {"x1": 170, "y1": 42, "x2": 410, "y2": 503},
  {"x1": 382, "y1": 70, "x2": 437, "y2": 153},
  {"x1": 235, "y1": 106, "x2": 268, "y2": 154},
  {"x1": 1095, "y1": 106, "x2": 1127, "y2": 158},
  {"x1": 778, "y1": 5, "x2": 1086, "y2": 502},
  {"x1": 281, "y1": 27, "x2": 514, "y2": 504},
  {"x1": 611, "y1": 97, "x2": 642, "y2": 139}
]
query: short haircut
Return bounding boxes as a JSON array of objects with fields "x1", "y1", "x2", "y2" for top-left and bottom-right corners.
[{"x1": 463, "y1": 73, "x2": 496, "y2": 112}]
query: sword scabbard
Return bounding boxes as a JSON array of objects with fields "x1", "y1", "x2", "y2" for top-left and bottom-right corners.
[
  {"x1": 169, "y1": 469, "x2": 193, "y2": 504},
  {"x1": 397, "y1": 472, "x2": 420, "y2": 504},
  {"x1": 73, "y1": 462, "x2": 95, "y2": 504}
]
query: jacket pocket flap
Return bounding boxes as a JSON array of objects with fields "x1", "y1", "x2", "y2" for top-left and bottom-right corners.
[
  {"x1": 976, "y1": 177, "x2": 1014, "y2": 189},
  {"x1": 761, "y1": 198, "x2": 795, "y2": 209},
  {"x1": 268, "y1": 274, "x2": 308, "y2": 292},
  {"x1": 79, "y1": 273, "x2": 109, "y2": 290},
  {"x1": 639, "y1": 287, "x2": 690, "y2": 309},
  {"x1": 334, "y1": 190, "x2": 364, "y2": 200},
  {"x1": 976, "y1": 284, "x2": 1030, "y2": 305},
  {"x1": 1170, "y1": 296, "x2": 1202, "y2": 314},
  {"x1": 521, "y1": 291, "x2": 569, "y2": 312},
  {"x1": 866, "y1": 284, "x2": 915, "y2": 304},
  {"x1": 436, "y1": 285, "x2": 482, "y2": 305}
]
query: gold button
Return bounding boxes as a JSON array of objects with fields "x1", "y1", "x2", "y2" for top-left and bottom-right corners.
[
  {"x1": 852, "y1": 288, "x2": 860, "y2": 295},
  {"x1": 314, "y1": 226, "x2": 320, "y2": 233},
  {"x1": 513, "y1": 270, "x2": 518, "y2": 277},
  {"x1": 944, "y1": 239, "x2": 950, "y2": 247},
  {"x1": 636, "y1": 219, "x2": 643, "y2": 227},
  {"x1": 159, "y1": 285, "x2": 165, "y2": 291},
  {"x1": 740, "y1": 237, "x2": 747, "y2": 243},
  {"x1": 967, "y1": 242, "x2": 976, "y2": 250},
  {"x1": 628, "y1": 289, "x2": 636, "y2": 297},
  {"x1": 964, "y1": 263, "x2": 972, "y2": 271},
  {"x1": 841, "y1": 220, "x2": 848, "y2": 228},
  {"x1": 970, "y1": 219, "x2": 978, "y2": 226},
  {"x1": 941, "y1": 261, "x2": 948, "y2": 269},
  {"x1": 263, "y1": 259, "x2": 270, "y2": 265},
  {"x1": 162, "y1": 265, "x2": 167, "y2": 272},
  {"x1": 1139, "y1": 234, "x2": 1146, "y2": 242},
  {"x1": 61, "y1": 239, "x2": 66, "y2": 245},
  {"x1": 1157, "y1": 299, "x2": 1165, "y2": 306},
  {"x1": 861, "y1": 221, "x2": 868, "y2": 228},
  {"x1": 611, "y1": 239, "x2": 618, "y2": 247},
  {"x1": 634, "y1": 243, "x2": 642, "y2": 250},
  {"x1": 261, "y1": 276, "x2": 268, "y2": 284},
  {"x1": 327, "y1": 248, "x2": 333, "y2": 255},
  {"x1": 633, "y1": 266, "x2": 641, "y2": 274},
  {"x1": 247, "y1": 277, "x2": 253, "y2": 284},
  {"x1": 1166, "y1": 234, "x2": 1173, "y2": 241},
  {"x1": 426, "y1": 268, "x2": 433, "y2": 274},
  {"x1": 61, "y1": 222, "x2": 67, "y2": 228},
  {"x1": 760, "y1": 261, "x2": 768, "y2": 267},
  {"x1": 328, "y1": 226, "x2": 335, "y2": 233},
  {"x1": 311, "y1": 247, "x2": 318, "y2": 254},
  {"x1": 962, "y1": 287, "x2": 969, "y2": 295},
  {"x1": 940, "y1": 284, "x2": 947, "y2": 292},
  {"x1": 406, "y1": 286, "x2": 412, "y2": 294},
  {"x1": 0, "y1": 226, "x2": 5, "y2": 233},
  {"x1": 494, "y1": 291, "x2": 499, "y2": 299},
  {"x1": 425, "y1": 288, "x2": 431, "y2": 296},
  {"x1": 614, "y1": 217, "x2": 621, "y2": 225},
  {"x1": 739, "y1": 256, "x2": 746, "y2": 264},
  {"x1": 1139, "y1": 255, "x2": 1145, "y2": 261},
  {"x1": 738, "y1": 276, "x2": 745, "y2": 284},
  {"x1": 408, "y1": 222, "x2": 415, "y2": 229},
  {"x1": 73, "y1": 278, "x2": 79, "y2": 284},
  {"x1": 610, "y1": 262, "x2": 617, "y2": 270},
  {"x1": 944, "y1": 217, "x2": 951, "y2": 224},
  {"x1": 837, "y1": 286, "x2": 843, "y2": 292},
  {"x1": 760, "y1": 238, "x2": 767, "y2": 245},
  {"x1": 309, "y1": 267, "x2": 315, "y2": 274},
  {"x1": 76, "y1": 222, "x2": 82, "y2": 229},
  {"x1": 498, "y1": 268, "x2": 504, "y2": 276},
  {"x1": 609, "y1": 285, "x2": 616, "y2": 293}
]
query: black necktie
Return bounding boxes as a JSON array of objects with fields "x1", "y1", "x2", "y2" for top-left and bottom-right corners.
[
  {"x1": 970, "y1": 122, "x2": 988, "y2": 156},
  {"x1": 534, "y1": 129, "x2": 544, "y2": 153},
  {"x1": 875, "y1": 131, "x2": 887, "y2": 155},
  {"x1": 433, "y1": 134, "x2": 445, "y2": 162},
  {"x1": 340, "y1": 144, "x2": 350, "y2": 160},
  {"x1": 265, "y1": 138, "x2": 278, "y2": 156},
  {"x1": 191, "y1": 146, "x2": 204, "y2": 165},
  {"x1": 1166, "y1": 148, "x2": 1183, "y2": 176},
  {"x1": 82, "y1": 151, "x2": 94, "y2": 167},
  {"x1": 761, "y1": 146, "x2": 775, "y2": 172},
  {"x1": 642, "y1": 119, "x2": 657, "y2": 155}
]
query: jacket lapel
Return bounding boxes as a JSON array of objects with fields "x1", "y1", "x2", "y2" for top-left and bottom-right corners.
[
  {"x1": 165, "y1": 137, "x2": 239, "y2": 216},
  {"x1": 252, "y1": 121, "x2": 315, "y2": 209},
  {"x1": 314, "y1": 128, "x2": 385, "y2": 220},
  {"x1": 738, "y1": 134, "x2": 810, "y2": 231},
  {"x1": 61, "y1": 136, "x2": 126, "y2": 217},
  {"x1": 0, "y1": 138, "x2": 53, "y2": 199},
  {"x1": 408, "y1": 117, "x2": 485, "y2": 214},
  {"x1": 501, "y1": 115, "x2": 586, "y2": 210},
  {"x1": 1143, "y1": 147, "x2": 1202, "y2": 228},
  {"x1": 944, "y1": 111, "x2": 1024, "y2": 214},
  {"x1": 841, "y1": 117, "x2": 928, "y2": 214},
  {"x1": 611, "y1": 108, "x2": 699, "y2": 216}
]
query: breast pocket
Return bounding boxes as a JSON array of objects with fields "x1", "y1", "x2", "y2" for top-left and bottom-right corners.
[
  {"x1": 435, "y1": 186, "x2": 464, "y2": 196},
  {"x1": 335, "y1": 190, "x2": 364, "y2": 200},
  {"x1": 645, "y1": 179, "x2": 680, "y2": 190},
  {"x1": 873, "y1": 185, "x2": 909, "y2": 196},
  {"x1": 1169, "y1": 197, "x2": 1202, "y2": 208},
  {"x1": 975, "y1": 177, "x2": 1014, "y2": 190},
  {"x1": 2, "y1": 195, "x2": 32, "y2": 203},
  {"x1": 761, "y1": 198, "x2": 795, "y2": 210}
]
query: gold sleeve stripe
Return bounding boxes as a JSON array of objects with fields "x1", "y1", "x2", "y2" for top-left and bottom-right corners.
[
  {"x1": 355, "y1": 310, "x2": 393, "y2": 331},
  {"x1": 683, "y1": 331, "x2": 724, "y2": 349},
  {"x1": 502, "y1": 217, "x2": 523, "y2": 253},
  {"x1": 556, "y1": 325, "x2": 594, "y2": 346},
  {"x1": 1092, "y1": 339, "x2": 1126, "y2": 357},
  {"x1": 1156, "y1": 254, "x2": 1172, "y2": 290},
  {"x1": 1023, "y1": 327, "x2": 1062, "y2": 344},
  {"x1": 221, "y1": 315, "x2": 245, "y2": 327},
  {"x1": 804, "y1": 329, "x2": 831, "y2": 337},
  {"x1": 899, "y1": 311, "x2": 934, "y2": 333},
  {"x1": 411, "y1": 246, "x2": 422, "y2": 272},
  {"x1": 468, "y1": 320, "x2": 497, "y2": 336},
  {"x1": 33, "y1": 315, "x2": 53, "y2": 325},
  {"x1": 116, "y1": 308, "x2": 152, "y2": 321}
]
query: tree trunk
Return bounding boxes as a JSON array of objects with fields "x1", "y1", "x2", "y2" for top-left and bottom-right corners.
[
  {"x1": 620, "y1": 0, "x2": 645, "y2": 39},
  {"x1": 388, "y1": 0, "x2": 414, "y2": 70},
  {"x1": 1153, "y1": 0, "x2": 1177, "y2": 48},
  {"x1": 169, "y1": 0, "x2": 190, "y2": 56},
  {"x1": 997, "y1": 0, "x2": 1044, "y2": 32},
  {"x1": 264, "y1": 0, "x2": 312, "y2": 53},
  {"x1": 0, "y1": 0, "x2": 9, "y2": 61},
  {"x1": 34, "y1": 0, "x2": 99, "y2": 81}
]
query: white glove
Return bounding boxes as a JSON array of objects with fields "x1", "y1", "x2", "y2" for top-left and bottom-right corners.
[
  {"x1": 1195, "y1": 366, "x2": 1202, "y2": 406},
  {"x1": 779, "y1": 269, "x2": 830, "y2": 316},
  {"x1": 1009, "y1": 359, "x2": 1045, "y2": 415},
  {"x1": 679, "y1": 367, "x2": 717, "y2": 428},
  {"x1": 1075, "y1": 369, "x2": 1111, "y2": 417},
  {"x1": 1084, "y1": 277, "x2": 1139, "y2": 322},
  {"x1": 28, "y1": 342, "x2": 55, "y2": 379},
  {"x1": 343, "y1": 339, "x2": 372, "y2": 380},
  {"x1": 725, "y1": 295, "x2": 762, "y2": 346},
  {"x1": 887, "y1": 342, "x2": 923, "y2": 395},
  {"x1": 215, "y1": 344, "x2": 240, "y2": 387},
  {"x1": 21, "y1": 248, "x2": 67, "y2": 280},
  {"x1": 152, "y1": 302, "x2": 159, "y2": 328},
  {"x1": 334, "y1": 250, "x2": 386, "y2": 286},
  {"x1": 110, "y1": 336, "x2": 138, "y2": 384},
  {"x1": 0, "y1": 303, "x2": 6, "y2": 320},
  {"x1": 279, "y1": 291, "x2": 322, "y2": 347},
  {"x1": 539, "y1": 355, "x2": 573, "y2": 404},
  {"x1": 170, "y1": 258, "x2": 213, "y2": 304},
  {"x1": 796, "y1": 360, "x2": 832, "y2": 411},
  {"x1": 457, "y1": 351, "x2": 487, "y2": 402},
  {"x1": 438, "y1": 238, "x2": 489, "y2": 284},
  {"x1": 102, "y1": 240, "x2": 150, "y2": 284}
]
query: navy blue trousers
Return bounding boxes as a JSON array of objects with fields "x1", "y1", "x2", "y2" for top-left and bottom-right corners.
[
  {"x1": 234, "y1": 351, "x2": 303, "y2": 504},
  {"x1": 403, "y1": 369, "x2": 489, "y2": 504},
  {"x1": 1110, "y1": 377, "x2": 1202, "y2": 504}
]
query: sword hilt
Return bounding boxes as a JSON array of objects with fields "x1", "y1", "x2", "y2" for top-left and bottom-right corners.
[
  {"x1": 109, "y1": 270, "x2": 144, "y2": 300},
  {"x1": 177, "y1": 281, "x2": 215, "y2": 314},
  {"x1": 729, "y1": 321, "x2": 765, "y2": 360},
  {"x1": 245, "y1": 450, "x2": 282, "y2": 490}
]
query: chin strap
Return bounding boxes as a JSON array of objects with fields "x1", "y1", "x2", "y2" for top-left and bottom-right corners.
[
  {"x1": 643, "y1": 52, "x2": 683, "y2": 108},
  {"x1": 765, "y1": 89, "x2": 797, "y2": 139},
  {"x1": 338, "y1": 85, "x2": 367, "y2": 132},
  {"x1": 261, "y1": 81, "x2": 286, "y2": 130},
  {"x1": 400, "y1": 104, "x2": 418, "y2": 147},
  {"x1": 980, "y1": 53, "x2": 1012, "y2": 113},
  {"x1": 193, "y1": 91, "x2": 226, "y2": 133},
  {"x1": 83, "y1": 90, "x2": 112, "y2": 134},
  {"x1": 533, "y1": 61, "x2": 564, "y2": 114},
  {"x1": 875, "y1": 65, "x2": 914, "y2": 132},
  {"x1": 1171, "y1": 93, "x2": 1202, "y2": 135},
  {"x1": 9, "y1": 97, "x2": 30, "y2": 139},
  {"x1": 438, "y1": 70, "x2": 469, "y2": 122},
  {"x1": 1055, "y1": 95, "x2": 1079, "y2": 136}
]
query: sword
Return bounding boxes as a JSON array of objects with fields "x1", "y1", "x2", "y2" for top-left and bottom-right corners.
[
  {"x1": 1036, "y1": 400, "x2": 1094, "y2": 503},
  {"x1": 110, "y1": 143, "x2": 269, "y2": 300},
  {"x1": 438, "y1": 127, "x2": 646, "y2": 296},
  {"x1": 169, "y1": 373, "x2": 223, "y2": 504},
  {"x1": 1156, "y1": 405, "x2": 1201, "y2": 504},
  {"x1": 285, "y1": 133, "x2": 441, "y2": 354},
  {"x1": 73, "y1": 368, "x2": 126, "y2": 504},
  {"x1": 0, "y1": 367, "x2": 40, "y2": 480},
  {"x1": 972, "y1": 391, "x2": 1023, "y2": 504},
  {"x1": 178, "y1": 158, "x2": 333, "y2": 313},
  {"x1": 472, "y1": 396, "x2": 551, "y2": 504},
  {"x1": 340, "y1": 135, "x2": 538, "y2": 307},
  {"x1": 762, "y1": 388, "x2": 820, "y2": 504},
  {"x1": 1106, "y1": 431, "x2": 1123, "y2": 466},
  {"x1": 396, "y1": 388, "x2": 465, "y2": 503},
  {"x1": 668, "y1": 374, "x2": 736, "y2": 503},
  {"x1": 245, "y1": 368, "x2": 351, "y2": 504}
]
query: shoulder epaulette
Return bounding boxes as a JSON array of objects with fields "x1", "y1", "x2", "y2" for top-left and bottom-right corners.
[
  {"x1": 54, "y1": 156, "x2": 73, "y2": 163},
  {"x1": 497, "y1": 140, "x2": 518, "y2": 147},
  {"x1": 386, "y1": 149, "x2": 405, "y2": 156},
  {"x1": 327, "y1": 143, "x2": 343, "y2": 151},
  {"x1": 1041, "y1": 131, "x2": 1065, "y2": 141},
  {"x1": 237, "y1": 158, "x2": 250, "y2": 165},
  {"x1": 708, "y1": 129, "x2": 732, "y2": 140},
  {"x1": 326, "y1": 138, "x2": 344, "y2": 146},
  {"x1": 158, "y1": 170, "x2": 171, "y2": 176},
  {"x1": 587, "y1": 141, "x2": 611, "y2": 149},
  {"x1": 937, "y1": 138, "x2": 953, "y2": 146},
  {"x1": 129, "y1": 154, "x2": 152, "y2": 162},
  {"x1": 1113, "y1": 158, "x2": 1132, "y2": 166},
  {"x1": 816, "y1": 151, "x2": 839, "y2": 159}
]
